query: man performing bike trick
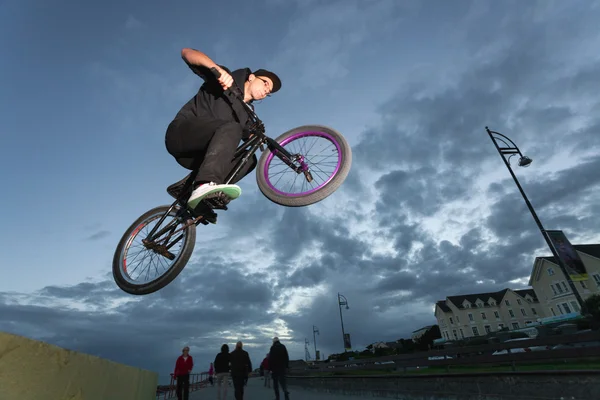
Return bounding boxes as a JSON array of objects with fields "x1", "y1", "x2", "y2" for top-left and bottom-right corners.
[
  {"x1": 111, "y1": 46, "x2": 351, "y2": 296},
  {"x1": 165, "y1": 47, "x2": 282, "y2": 213}
]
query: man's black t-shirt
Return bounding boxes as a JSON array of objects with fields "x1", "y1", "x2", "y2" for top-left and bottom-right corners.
[
  {"x1": 213, "y1": 351, "x2": 230, "y2": 374},
  {"x1": 175, "y1": 65, "x2": 253, "y2": 132},
  {"x1": 229, "y1": 348, "x2": 253, "y2": 377}
]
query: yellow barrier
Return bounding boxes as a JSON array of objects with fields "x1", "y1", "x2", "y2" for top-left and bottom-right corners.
[{"x1": 0, "y1": 331, "x2": 158, "y2": 400}]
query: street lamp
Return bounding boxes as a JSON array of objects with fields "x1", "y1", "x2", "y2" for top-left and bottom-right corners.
[
  {"x1": 312, "y1": 325, "x2": 320, "y2": 360},
  {"x1": 337, "y1": 293, "x2": 349, "y2": 352},
  {"x1": 485, "y1": 127, "x2": 587, "y2": 314}
]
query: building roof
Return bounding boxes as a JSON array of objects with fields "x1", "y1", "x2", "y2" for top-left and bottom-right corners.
[
  {"x1": 435, "y1": 301, "x2": 451, "y2": 313},
  {"x1": 529, "y1": 244, "x2": 600, "y2": 285},
  {"x1": 435, "y1": 287, "x2": 537, "y2": 313}
]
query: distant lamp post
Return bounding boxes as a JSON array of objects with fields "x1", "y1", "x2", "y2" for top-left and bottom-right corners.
[
  {"x1": 337, "y1": 293, "x2": 350, "y2": 352},
  {"x1": 485, "y1": 127, "x2": 587, "y2": 314},
  {"x1": 313, "y1": 325, "x2": 320, "y2": 360}
]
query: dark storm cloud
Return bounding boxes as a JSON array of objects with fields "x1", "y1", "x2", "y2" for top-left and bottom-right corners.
[
  {"x1": 0, "y1": 257, "x2": 282, "y2": 383},
  {"x1": 277, "y1": 0, "x2": 600, "y2": 356}
]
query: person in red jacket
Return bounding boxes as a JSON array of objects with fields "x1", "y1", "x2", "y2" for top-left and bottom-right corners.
[
  {"x1": 261, "y1": 354, "x2": 271, "y2": 388},
  {"x1": 173, "y1": 346, "x2": 194, "y2": 400}
]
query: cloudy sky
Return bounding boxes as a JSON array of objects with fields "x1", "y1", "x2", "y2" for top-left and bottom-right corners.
[{"x1": 2, "y1": 0, "x2": 600, "y2": 384}]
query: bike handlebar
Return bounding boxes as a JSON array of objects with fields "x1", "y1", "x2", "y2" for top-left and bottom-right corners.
[{"x1": 209, "y1": 66, "x2": 262, "y2": 128}]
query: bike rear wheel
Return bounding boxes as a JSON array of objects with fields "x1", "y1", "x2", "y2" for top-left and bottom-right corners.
[
  {"x1": 112, "y1": 205, "x2": 196, "y2": 295},
  {"x1": 256, "y1": 125, "x2": 352, "y2": 207}
]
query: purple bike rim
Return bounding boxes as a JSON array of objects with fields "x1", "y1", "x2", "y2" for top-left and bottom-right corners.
[{"x1": 263, "y1": 131, "x2": 342, "y2": 197}]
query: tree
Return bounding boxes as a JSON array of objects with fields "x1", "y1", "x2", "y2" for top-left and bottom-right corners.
[
  {"x1": 583, "y1": 294, "x2": 600, "y2": 321},
  {"x1": 413, "y1": 325, "x2": 441, "y2": 351}
]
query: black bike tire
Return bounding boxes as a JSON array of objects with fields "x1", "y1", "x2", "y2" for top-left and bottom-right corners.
[
  {"x1": 112, "y1": 205, "x2": 196, "y2": 295},
  {"x1": 256, "y1": 125, "x2": 352, "y2": 207}
]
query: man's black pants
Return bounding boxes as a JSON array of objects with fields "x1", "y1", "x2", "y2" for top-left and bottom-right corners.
[
  {"x1": 272, "y1": 372, "x2": 290, "y2": 400},
  {"x1": 175, "y1": 373, "x2": 190, "y2": 400},
  {"x1": 231, "y1": 375, "x2": 246, "y2": 400},
  {"x1": 165, "y1": 117, "x2": 256, "y2": 184}
]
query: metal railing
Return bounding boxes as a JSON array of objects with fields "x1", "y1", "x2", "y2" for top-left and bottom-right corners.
[
  {"x1": 156, "y1": 372, "x2": 209, "y2": 399},
  {"x1": 291, "y1": 330, "x2": 600, "y2": 375}
]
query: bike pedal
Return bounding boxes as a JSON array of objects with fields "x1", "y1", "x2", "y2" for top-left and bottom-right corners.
[{"x1": 204, "y1": 196, "x2": 229, "y2": 211}]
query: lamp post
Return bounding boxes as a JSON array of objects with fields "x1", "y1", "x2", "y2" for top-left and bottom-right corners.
[
  {"x1": 485, "y1": 127, "x2": 587, "y2": 314},
  {"x1": 337, "y1": 293, "x2": 349, "y2": 352},
  {"x1": 312, "y1": 325, "x2": 320, "y2": 360}
]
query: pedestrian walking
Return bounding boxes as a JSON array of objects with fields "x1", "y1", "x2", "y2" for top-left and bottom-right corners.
[
  {"x1": 214, "y1": 344, "x2": 231, "y2": 400},
  {"x1": 229, "y1": 341, "x2": 253, "y2": 400},
  {"x1": 208, "y1": 362, "x2": 215, "y2": 386},
  {"x1": 269, "y1": 337, "x2": 290, "y2": 400},
  {"x1": 260, "y1": 353, "x2": 271, "y2": 388},
  {"x1": 174, "y1": 346, "x2": 194, "y2": 400}
]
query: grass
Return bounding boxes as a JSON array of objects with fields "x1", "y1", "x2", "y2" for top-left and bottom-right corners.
[{"x1": 302, "y1": 360, "x2": 600, "y2": 377}]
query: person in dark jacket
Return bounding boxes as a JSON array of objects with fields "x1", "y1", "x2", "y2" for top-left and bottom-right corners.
[
  {"x1": 269, "y1": 337, "x2": 290, "y2": 400},
  {"x1": 214, "y1": 344, "x2": 231, "y2": 400},
  {"x1": 165, "y1": 47, "x2": 282, "y2": 211},
  {"x1": 229, "y1": 341, "x2": 253, "y2": 400}
]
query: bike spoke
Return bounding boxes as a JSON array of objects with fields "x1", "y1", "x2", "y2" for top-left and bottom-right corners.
[{"x1": 119, "y1": 211, "x2": 189, "y2": 285}]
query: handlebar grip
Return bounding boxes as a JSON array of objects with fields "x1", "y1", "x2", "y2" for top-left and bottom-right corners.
[{"x1": 209, "y1": 67, "x2": 243, "y2": 100}]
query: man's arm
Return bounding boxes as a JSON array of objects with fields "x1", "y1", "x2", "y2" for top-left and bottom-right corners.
[
  {"x1": 246, "y1": 352, "x2": 253, "y2": 373},
  {"x1": 180, "y1": 48, "x2": 233, "y2": 90}
]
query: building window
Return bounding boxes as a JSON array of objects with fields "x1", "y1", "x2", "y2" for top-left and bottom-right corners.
[
  {"x1": 505, "y1": 300, "x2": 510, "y2": 306},
  {"x1": 580, "y1": 281, "x2": 587, "y2": 289},
  {"x1": 453, "y1": 330, "x2": 458, "y2": 339},
  {"x1": 456, "y1": 315, "x2": 460, "y2": 323},
  {"x1": 459, "y1": 329, "x2": 464, "y2": 338},
  {"x1": 547, "y1": 267, "x2": 555, "y2": 276},
  {"x1": 593, "y1": 273, "x2": 600, "y2": 287},
  {"x1": 498, "y1": 323, "x2": 504, "y2": 330},
  {"x1": 472, "y1": 327, "x2": 479, "y2": 336},
  {"x1": 468, "y1": 313, "x2": 474, "y2": 322},
  {"x1": 550, "y1": 307, "x2": 556, "y2": 316},
  {"x1": 555, "y1": 283, "x2": 564, "y2": 294},
  {"x1": 517, "y1": 299, "x2": 522, "y2": 305},
  {"x1": 490, "y1": 301, "x2": 496, "y2": 306},
  {"x1": 551, "y1": 285, "x2": 558, "y2": 295},
  {"x1": 557, "y1": 304, "x2": 563, "y2": 314},
  {"x1": 512, "y1": 322, "x2": 520, "y2": 330},
  {"x1": 449, "y1": 317, "x2": 454, "y2": 325},
  {"x1": 561, "y1": 282, "x2": 569, "y2": 292},
  {"x1": 532, "y1": 308, "x2": 537, "y2": 315},
  {"x1": 520, "y1": 308, "x2": 527, "y2": 316},
  {"x1": 484, "y1": 325, "x2": 491, "y2": 334},
  {"x1": 509, "y1": 309, "x2": 515, "y2": 318},
  {"x1": 561, "y1": 303, "x2": 572, "y2": 314},
  {"x1": 494, "y1": 311, "x2": 500, "y2": 319},
  {"x1": 481, "y1": 312, "x2": 487, "y2": 320},
  {"x1": 570, "y1": 301, "x2": 580, "y2": 313}
]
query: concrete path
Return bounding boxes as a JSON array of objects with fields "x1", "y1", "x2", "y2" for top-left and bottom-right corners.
[{"x1": 190, "y1": 377, "x2": 386, "y2": 399}]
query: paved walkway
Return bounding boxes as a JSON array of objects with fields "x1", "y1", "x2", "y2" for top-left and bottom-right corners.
[{"x1": 190, "y1": 377, "x2": 386, "y2": 399}]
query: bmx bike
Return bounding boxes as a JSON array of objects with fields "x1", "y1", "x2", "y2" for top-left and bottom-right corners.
[{"x1": 112, "y1": 68, "x2": 352, "y2": 295}]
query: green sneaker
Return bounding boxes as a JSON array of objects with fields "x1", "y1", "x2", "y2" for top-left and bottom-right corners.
[{"x1": 187, "y1": 182, "x2": 241, "y2": 210}]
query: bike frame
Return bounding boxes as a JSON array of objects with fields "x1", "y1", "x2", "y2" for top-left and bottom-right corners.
[{"x1": 144, "y1": 85, "x2": 302, "y2": 249}]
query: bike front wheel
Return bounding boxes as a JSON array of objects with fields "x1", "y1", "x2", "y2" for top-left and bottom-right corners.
[
  {"x1": 112, "y1": 205, "x2": 196, "y2": 295},
  {"x1": 256, "y1": 125, "x2": 352, "y2": 207}
]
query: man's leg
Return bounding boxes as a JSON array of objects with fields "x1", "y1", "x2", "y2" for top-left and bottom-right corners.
[
  {"x1": 183, "y1": 374, "x2": 190, "y2": 400},
  {"x1": 279, "y1": 374, "x2": 290, "y2": 400},
  {"x1": 272, "y1": 373, "x2": 280, "y2": 400},
  {"x1": 232, "y1": 376, "x2": 244, "y2": 400},
  {"x1": 176, "y1": 376, "x2": 183, "y2": 400},
  {"x1": 196, "y1": 122, "x2": 244, "y2": 184}
]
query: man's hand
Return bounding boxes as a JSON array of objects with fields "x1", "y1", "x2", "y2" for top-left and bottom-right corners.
[{"x1": 214, "y1": 65, "x2": 234, "y2": 90}]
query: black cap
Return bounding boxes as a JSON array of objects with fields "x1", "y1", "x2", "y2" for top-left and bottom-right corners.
[{"x1": 253, "y1": 69, "x2": 282, "y2": 93}]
